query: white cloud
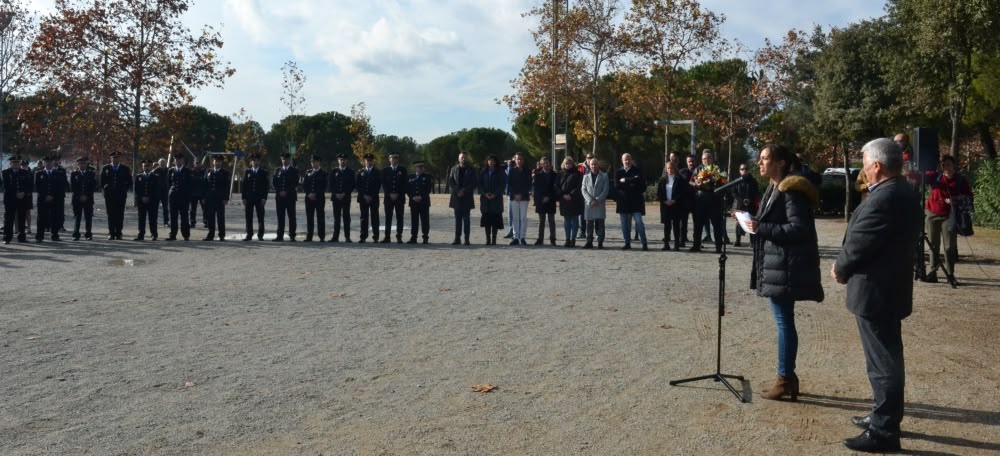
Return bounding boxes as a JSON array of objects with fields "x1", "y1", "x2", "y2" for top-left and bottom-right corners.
[{"x1": 22, "y1": 0, "x2": 891, "y2": 143}]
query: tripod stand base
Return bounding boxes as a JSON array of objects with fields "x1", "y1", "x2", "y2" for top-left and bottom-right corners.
[{"x1": 670, "y1": 372, "x2": 747, "y2": 403}]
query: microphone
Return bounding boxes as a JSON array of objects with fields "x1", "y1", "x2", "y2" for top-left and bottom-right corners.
[{"x1": 713, "y1": 175, "x2": 746, "y2": 194}]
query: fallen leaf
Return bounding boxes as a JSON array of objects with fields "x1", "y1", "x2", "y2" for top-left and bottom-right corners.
[
  {"x1": 330, "y1": 293, "x2": 346, "y2": 298},
  {"x1": 25, "y1": 336, "x2": 38, "y2": 340},
  {"x1": 184, "y1": 381, "x2": 195, "y2": 388},
  {"x1": 223, "y1": 322, "x2": 231, "y2": 326},
  {"x1": 471, "y1": 384, "x2": 497, "y2": 393},
  {"x1": 659, "y1": 325, "x2": 673, "y2": 329},
  {"x1": 549, "y1": 294, "x2": 562, "y2": 297},
  {"x1": 121, "y1": 340, "x2": 136, "y2": 345},
  {"x1": 439, "y1": 288, "x2": 452, "y2": 292},
  {"x1": 606, "y1": 308, "x2": 618, "y2": 312}
]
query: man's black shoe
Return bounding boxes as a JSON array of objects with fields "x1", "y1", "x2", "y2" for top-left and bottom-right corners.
[
  {"x1": 407, "y1": 238, "x2": 417, "y2": 244},
  {"x1": 164, "y1": 237, "x2": 177, "y2": 241},
  {"x1": 641, "y1": 244, "x2": 648, "y2": 251},
  {"x1": 851, "y1": 415, "x2": 872, "y2": 430},
  {"x1": 621, "y1": 244, "x2": 631, "y2": 250},
  {"x1": 842, "y1": 429, "x2": 900, "y2": 453},
  {"x1": 688, "y1": 246, "x2": 701, "y2": 253}
]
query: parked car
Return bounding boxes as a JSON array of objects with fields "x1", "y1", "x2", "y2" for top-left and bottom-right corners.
[{"x1": 819, "y1": 168, "x2": 861, "y2": 215}]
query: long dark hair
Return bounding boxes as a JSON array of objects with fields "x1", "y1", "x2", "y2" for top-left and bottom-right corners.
[{"x1": 762, "y1": 144, "x2": 800, "y2": 177}]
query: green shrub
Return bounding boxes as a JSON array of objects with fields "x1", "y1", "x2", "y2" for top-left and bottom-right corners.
[{"x1": 973, "y1": 158, "x2": 1000, "y2": 230}]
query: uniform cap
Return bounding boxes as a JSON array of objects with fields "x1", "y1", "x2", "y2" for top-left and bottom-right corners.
[
  {"x1": 362, "y1": 153, "x2": 375, "y2": 160},
  {"x1": 336, "y1": 153, "x2": 347, "y2": 159},
  {"x1": 412, "y1": 160, "x2": 425, "y2": 167},
  {"x1": 76, "y1": 156, "x2": 89, "y2": 162},
  {"x1": 279, "y1": 152, "x2": 292, "y2": 158},
  {"x1": 311, "y1": 155, "x2": 322, "y2": 162}
]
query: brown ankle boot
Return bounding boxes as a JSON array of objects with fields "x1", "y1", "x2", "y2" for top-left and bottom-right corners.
[{"x1": 761, "y1": 374, "x2": 799, "y2": 401}]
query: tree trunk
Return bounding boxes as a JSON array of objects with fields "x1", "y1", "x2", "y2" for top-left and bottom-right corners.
[
  {"x1": 950, "y1": 107, "x2": 961, "y2": 157},
  {"x1": 591, "y1": 96, "x2": 598, "y2": 158},
  {"x1": 978, "y1": 124, "x2": 997, "y2": 159}
]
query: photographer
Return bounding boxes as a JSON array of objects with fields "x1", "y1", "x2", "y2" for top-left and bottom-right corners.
[{"x1": 923, "y1": 155, "x2": 973, "y2": 282}]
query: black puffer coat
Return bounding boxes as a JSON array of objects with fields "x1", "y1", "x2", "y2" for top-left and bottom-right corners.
[{"x1": 750, "y1": 175, "x2": 824, "y2": 302}]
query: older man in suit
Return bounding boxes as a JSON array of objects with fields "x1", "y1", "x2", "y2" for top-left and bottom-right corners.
[{"x1": 832, "y1": 138, "x2": 922, "y2": 453}]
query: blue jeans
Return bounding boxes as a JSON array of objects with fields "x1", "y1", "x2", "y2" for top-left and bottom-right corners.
[
  {"x1": 770, "y1": 297, "x2": 798, "y2": 377},
  {"x1": 563, "y1": 216, "x2": 579, "y2": 241},
  {"x1": 618, "y1": 213, "x2": 647, "y2": 245}
]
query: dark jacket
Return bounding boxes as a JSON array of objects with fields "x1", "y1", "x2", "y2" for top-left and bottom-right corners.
[
  {"x1": 751, "y1": 175, "x2": 824, "y2": 303},
  {"x1": 506, "y1": 166, "x2": 531, "y2": 201},
  {"x1": 834, "y1": 176, "x2": 922, "y2": 320},
  {"x1": 35, "y1": 169, "x2": 67, "y2": 203},
  {"x1": 355, "y1": 167, "x2": 380, "y2": 203},
  {"x1": 71, "y1": 168, "x2": 98, "y2": 205},
  {"x1": 557, "y1": 168, "x2": 584, "y2": 217},
  {"x1": 167, "y1": 167, "x2": 192, "y2": 203},
  {"x1": 134, "y1": 171, "x2": 160, "y2": 206},
  {"x1": 731, "y1": 175, "x2": 760, "y2": 212},
  {"x1": 532, "y1": 168, "x2": 558, "y2": 214},
  {"x1": 189, "y1": 166, "x2": 207, "y2": 198},
  {"x1": 153, "y1": 167, "x2": 170, "y2": 201},
  {"x1": 101, "y1": 163, "x2": 132, "y2": 196},
  {"x1": 656, "y1": 173, "x2": 690, "y2": 223},
  {"x1": 302, "y1": 168, "x2": 327, "y2": 202},
  {"x1": 272, "y1": 166, "x2": 299, "y2": 201},
  {"x1": 479, "y1": 166, "x2": 505, "y2": 215},
  {"x1": 2, "y1": 167, "x2": 33, "y2": 206},
  {"x1": 205, "y1": 167, "x2": 230, "y2": 201},
  {"x1": 242, "y1": 167, "x2": 269, "y2": 202},
  {"x1": 408, "y1": 172, "x2": 432, "y2": 207},
  {"x1": 381, "y1": 165, "x2": 408, "y2": 201},
  {"x1": 328, "y1": 167, "x2": 355, "y2": 201},
  {"x1": 448, "y1": 164, "x2": 477, "y2": 211},
  {"x1": 614, "y1": 166, "x2": 645, "y2": 214}
]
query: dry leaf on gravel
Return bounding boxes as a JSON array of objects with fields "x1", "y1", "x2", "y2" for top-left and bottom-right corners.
[
  {"x1": 184, "y1": 381, "x2": 195, "y2": 388},
  {"x1": 659, "y1": 325, "x2": 673, "y2": 329},
  {"x1": 330, "y1": 293, "x2": 346, "y2": 298},
  {"x1": 25, "y1": 336, "x2": 38, "y2": 340},
  {"x1": 121, "y1": 340, "x2": 136, "y2": 345},
  {"x1": 471, "y1": 384, "x2": 497, "y2": 393},
  {"x1": 606, "y1": 308, "x2": 618, "y2": 312},
  {"x1": 439, "y1": 288, "x2": 452, "y2": 292}
]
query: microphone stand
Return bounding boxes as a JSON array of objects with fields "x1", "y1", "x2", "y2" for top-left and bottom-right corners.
[{"x1": 669, "y1": 178, "x2": 747, "y2": 403}]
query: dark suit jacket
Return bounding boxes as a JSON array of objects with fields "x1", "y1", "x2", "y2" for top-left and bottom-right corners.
[
  {"x1": 614, "y1": 166, "x2": 645, "y2": 214},
  {"x1": 328, "y1": 167, "x2": 355, "y2": 200},
  {"x1": 167, "y1": 167, "x2": 192, "y2": 203},
  {"x1": 101, "y1": 164, "x2": 132, "y2": 196},
  {"x1": 355, "y1": 167, "x2": 381, "y2": 203},
  {"x1": 205, "y1": 168, "x2": 229, "y2": 202},
  {"x1": 834, "y1": 176, "x2": 922, "y2": 320},
  {"x1": 302, "y1": 168, "x2": 327, "y2": 202},
  {"x1": 242, "y1": 168, "x2": 269, "y2": 202},
  {"x1": 381, "y1": 165, "x2": 408, "y2": 200},
  {"x1": 71, "y1": 169, "x2": 98, "y2": 204},
  {"x1": 35, "y1": 169, "x2": 67, "y2": 202},
  {"x1": 272, "y1": 166, "x2": 299, "y2": 201},
  {"x1": 134, "y1": 172, "x2": 160, "y2": 206}
]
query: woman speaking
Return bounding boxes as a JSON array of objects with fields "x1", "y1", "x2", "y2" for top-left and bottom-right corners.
[{"x1": 747, "y1": 144, "x2": 824, "y2": 401}]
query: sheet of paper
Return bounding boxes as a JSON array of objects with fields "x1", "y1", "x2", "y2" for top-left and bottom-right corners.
[{"x1": 735, "y1": 211, "x2": 756, "y2": 234}]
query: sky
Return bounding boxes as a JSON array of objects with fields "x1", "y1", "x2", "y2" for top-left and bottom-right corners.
[{"x1": 26, "y1": 0, "x2": 889, "y2": 144}]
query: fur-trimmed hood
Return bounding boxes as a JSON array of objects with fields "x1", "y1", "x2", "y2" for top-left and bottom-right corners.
[{"x1": 778, "y1": 175, "x2": 820, "y2": 207}]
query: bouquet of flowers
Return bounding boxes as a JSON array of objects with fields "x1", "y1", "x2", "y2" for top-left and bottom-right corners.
[{"x1": 692, "y1": 164, "x2": 728, "y2": 191}]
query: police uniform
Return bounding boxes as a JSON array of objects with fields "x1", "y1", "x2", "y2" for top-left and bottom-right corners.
[
  {"x1": 189, "y1": 163, "x2": 207, "y2": 228},
  {"x1": 2, "y1": 156, "x2": 33, "y2": 243},
  {"x1": 355, "y1": 155, "x2": 381, "y2": 242},
  {"x1": 302, "y1": 156, "x2": 328, "y2": 241},
  {"x1": 407, "y1": 162, "x2": 432, "y2": 243},
  {"x1": 272, "y1": 153, "x2": 299, "y2": 241},
  {"x1": 381, "y1": 157, "x2": 408, "y2": 243},
  {"x1": 34, "y1": 158, "x2": 67, "y2": 241},
  {"x1": 70, "y1": 158, "x2": 98, "y2": 240},
  {"x1": 133, "y1": 163, "x2": 160, "y2": 240},
  {"x1": 242, "y1": 158, "x2": 269, "y2": 240},
  {"x1": 204, "y1": 163, "x2": 229, "y2": 240},
  {"x1": 101, "y1": 153, "x2": 132, "y2": 239},
  {"x1": 153, "y1": 163, "x2": 170, "y2": 226},
  {"x1": 328, "y1": 153, "x2": 355, "y2": 242},
  {"x1": 166, "y1": 158, "x2": 192, "y2": 240}
]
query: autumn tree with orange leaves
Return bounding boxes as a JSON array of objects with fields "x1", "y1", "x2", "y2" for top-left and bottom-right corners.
[{"x1": 28, "y1": 0, "x2": 235, "y2": 169}]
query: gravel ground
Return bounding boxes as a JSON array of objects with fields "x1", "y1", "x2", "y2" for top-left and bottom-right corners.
[{"x1": 1, "y1": 195, "x2": 998, "y2": 455}]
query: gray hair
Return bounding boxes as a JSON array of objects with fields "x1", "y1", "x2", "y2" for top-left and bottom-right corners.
[
  {"x1": 701, "y1": 149, "x2": 713, "y2": 158},
  {"x1": 862, "y1": 138, "x2": 903, "y2": 174}
]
